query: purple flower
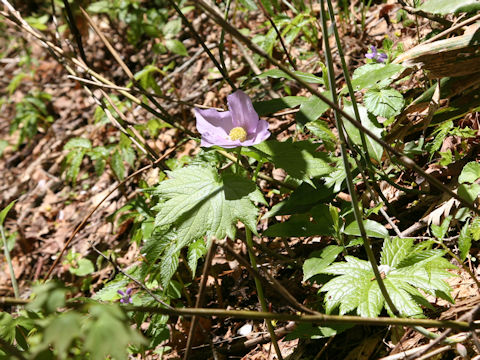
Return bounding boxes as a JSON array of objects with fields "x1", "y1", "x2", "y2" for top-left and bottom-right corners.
[
  {"x1": 365, "y1": 45, "x2": 387, "y2": 63},
  {"x1": 117, "y1": 288, "x2": 133, "y2": 304},
  {"x1": 194, "y1": 90, "x2": 270, "y2": 148}
]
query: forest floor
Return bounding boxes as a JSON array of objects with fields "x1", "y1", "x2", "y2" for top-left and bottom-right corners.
[{"x1": 1, "y1": 0, "x2": 480, "y2": 359}]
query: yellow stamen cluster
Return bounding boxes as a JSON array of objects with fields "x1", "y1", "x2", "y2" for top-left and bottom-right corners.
[{"x1": 229, "y1": 127, "x2": 247, "y2": 142}]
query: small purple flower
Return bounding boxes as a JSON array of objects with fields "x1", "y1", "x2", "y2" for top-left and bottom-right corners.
[
  {"x1": 194, "y1": 90, "x2": 270, "y2": 148},
  {"x1": 117, "y1": 288, "x2": 133, "y2": 304},
  {"x1": 365, "y1": 45, "x2": 387, "y2": 63}
]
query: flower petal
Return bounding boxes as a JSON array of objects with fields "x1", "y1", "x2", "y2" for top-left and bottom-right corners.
[
  {"x1": 242, "y1": 119, "x2": 270, "y2": 146},
  {"x1": 117, "y1": 290, "x2": 125, "y2": 296},
  {"x1": 195, "y1": 108, "x2": 233, "y2": 136},
  {"x1": 201, "y1": 134, "x2": 242, "y2": 148},
  {"x1": 377, "y1": 53, "x2": 388, "y2": 63},
  {"x1": 227, "y1": 90, "x2": 259, "y2": 133}
]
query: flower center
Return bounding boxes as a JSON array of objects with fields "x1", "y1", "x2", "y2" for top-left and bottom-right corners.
[{"x1": 229, "y1": 127, "x2": 247, "y2": 142}]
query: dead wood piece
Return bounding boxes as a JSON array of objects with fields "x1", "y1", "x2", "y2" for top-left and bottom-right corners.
[{"x1": 394, "y1": 27, "x2": 480, "y2": 78}]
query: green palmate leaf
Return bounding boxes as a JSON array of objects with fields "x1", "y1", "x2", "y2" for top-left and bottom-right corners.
[
  {"x1": 427, "y1": 120, "x2": 453, "y2": 156},
  {"x1": 364, "y1": 88, "x2": 404, "y2": 119},
  {"x1": 459, "y1": 161, "x2": 480, "y2": 184},
  {"x1": 380, "y1": 237, "x2": 413, "y2": 268},
  {"x1": 346, "y1": 63, "x2": 404, "y2": 93},
  {"x1": 93, "y1": 274, "x2": 130, "y2": 302},
  {"x1": 160, "y1": 243, "x2": 180, "y2": 288},
  {"x1": 343, "y1": 104, "x2": 384, "y2": 162},
  {"x1": 303, "y1": 245, "x2": 343, "y2": 281},
  {"x1": 344, "y1": 219, "x2": 389, "y2": 238},
  {"x1": 419, "y1": 0, "x2": 480, "y2": 14},
  {"x1": 151, "y1": 166, "x2": 264, "y2": 285},
  {"x1": 0, "y1": 312, "x2": 16, "y2": 343},
  {"x1": 65, "y1": 149, "x2": 86, "y2": 185},
  {"x1": 253, "y1": 140, "x2": 333, "y2": 183},
  {"x1": 319, "y1": 237, "x2": 455, "y2": 317}
]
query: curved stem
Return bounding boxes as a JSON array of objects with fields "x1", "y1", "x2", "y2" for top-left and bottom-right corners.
[{"x1": 318, "y1": 0, "x2": 399, "y2": 316}]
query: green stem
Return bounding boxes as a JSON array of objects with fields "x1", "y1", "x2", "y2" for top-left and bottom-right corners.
[
  {"x1": 319, "y1": 0, "x2": 399, "y2": 316},
  {"x1": 1, "y1": 296, "x2": 477, "y2": 331},
  {"x1": 1, "y1": 225, "x2": 19, "y2": 298},
  {"x1": 236, "y1": 146, "x2": 242, "y2": 175},
  {"x1": 245, "y1": 227, "x2": 284, "y2": 360}
]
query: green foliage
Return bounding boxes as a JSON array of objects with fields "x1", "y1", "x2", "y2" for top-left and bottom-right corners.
[
  {"x1": 10, "y1": 92, "x2": 54, "y2": 147},
  {"x1": 346, "y1": 63, "x2": 404, "y2": 93},
  {"x1": 343, "y1": 219, "x2": 389, "y2": 239},
  {"x1": 62, "y1": 134, "x2": 137, "y2": 185},
  {"x1": 296, "y1": 92, "x2": 332, "y2": 125},
  {"x1": 264, "y1": 204, "x2": 336, "y2": 237},
  {"x1": 63, "y1": 251, "x2": 95, "y2": 277},
  {"x1": 364, "y1": 88, "x2": 404, "y2": 119},
  {"x1": 319, "y1": 238, "x2": 456, "y2": 317},
  {"x1": 0, "y1": 282, "x2": 146, "y2": 359},
  {"x1": 459, "y1": 161, "x2": 480, "y2": 184},
  {"x1": 343, "y1": 104, "x2": 384, "y2": 162},
  {"x1": 258, "y1": 68, "x2": 324, "y2": 84},
  {"x1": 146, "y1": 165, "x2": 265, "y2": 286},
  {"x1": 253, "y1": 139, "x2": 334, "y2": 183},
  {"x1": 419, "y1": 0, "x2": 480, "y2": 14},
  {"x1": 303, "y1": 245, "x2": 343, "y2": 281},
  {"x1": 306, "y1": 119, "x2": 338, "y2": 151}
]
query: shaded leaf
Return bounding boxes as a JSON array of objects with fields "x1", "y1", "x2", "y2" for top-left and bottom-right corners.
[
  {"x1": 303, "y1": 245, "x2": 343, "y2": 281},
  {"x1": 364, "y1": 88, "x2": 404, "y2": 119},
  {"x1": 343, "y1": 104, "x2": 384, "y2": 162},
  {"x1": 253, "y1": 140, "x2": 333, "y2": 183},
  {"x1": 459, "y1": 161, "x2": 480, "y2": 184},
  {"x1": 344, "y1": 219, "x2": 389, "y2": 238}
]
